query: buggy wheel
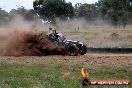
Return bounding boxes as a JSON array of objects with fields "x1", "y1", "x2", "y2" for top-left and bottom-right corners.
[
  {"x1": 66, "y1": 45, "x2": 79, "y2": 56},
  {"x1": 79, "y1": 45, "x2": 87, "y2": 55}
]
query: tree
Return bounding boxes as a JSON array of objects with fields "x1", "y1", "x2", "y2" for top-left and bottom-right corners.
[
  {"x1": 99, "y1": 0, "x2": 131, "y2": 28},
  {"x1": 0, "y1": 8, "x2": 9, "y2": 25},
  {"x1": 77, "y1": 4, "x2": 98, "y2": 20},
  {"x1": 74, "y1": 3, "x2": 82, "y2": 18},
  {"x1": 9, "y1": 7, "x2": 36, "y2": 21},
  {"x1": 33, "y1": 0, "x2": 74, "y2": 24}
]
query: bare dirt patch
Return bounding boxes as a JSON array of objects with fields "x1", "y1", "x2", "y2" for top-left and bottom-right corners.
[{"x1": 0, "y1": 54, "x2": 131, "y2": 67}]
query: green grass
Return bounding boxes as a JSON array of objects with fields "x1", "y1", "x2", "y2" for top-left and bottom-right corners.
[{"x1": 0, "y1": 62, "x2": 131, "y2": 88}]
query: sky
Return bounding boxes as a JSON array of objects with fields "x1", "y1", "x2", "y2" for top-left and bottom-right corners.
[{"x1": 0, "y1": 0, "x2": 98, "y2": 12}]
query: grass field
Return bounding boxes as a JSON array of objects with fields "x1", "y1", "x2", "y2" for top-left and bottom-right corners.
[
  {"x1": 0, "y1": 55, "x2": 131, "y2": 88},
  {"x1": 58, "y1": 26, "x2": 132, "y2": 48}
]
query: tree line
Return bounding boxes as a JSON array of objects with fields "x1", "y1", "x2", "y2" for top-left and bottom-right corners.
[
  {"x1": 0, "y1": 7, "x2": 36, "y2": 25},
  {"x1": 0, "y1": 0, "x2": 132, "y2": 28}
]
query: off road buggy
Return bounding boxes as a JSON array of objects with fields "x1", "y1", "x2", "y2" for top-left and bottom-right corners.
[{"x1": 48, "y1": 29, "x2": 87, "y2": 56}]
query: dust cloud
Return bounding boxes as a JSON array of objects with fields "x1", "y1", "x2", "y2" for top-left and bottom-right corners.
[{"x1": 0, "y1": 16, "x2": 65, "y2": 56}]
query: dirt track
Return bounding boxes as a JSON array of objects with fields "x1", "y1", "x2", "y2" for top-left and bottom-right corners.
[{"x1": 0, "y1": 54, "x2": 132, "y2": 67}]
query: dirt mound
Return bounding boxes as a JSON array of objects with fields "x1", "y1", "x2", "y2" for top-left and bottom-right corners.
[{"x1": 0, "y1": 30, "x2": 65, "y2": 56}]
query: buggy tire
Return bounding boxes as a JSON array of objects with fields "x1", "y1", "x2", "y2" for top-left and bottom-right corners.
[
  {"x1": 66, "y1": 45, "x2": 79, "y2": 56},
  {"x1": 79, "y1": 45, "x2": 87, "y2": 55}
]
